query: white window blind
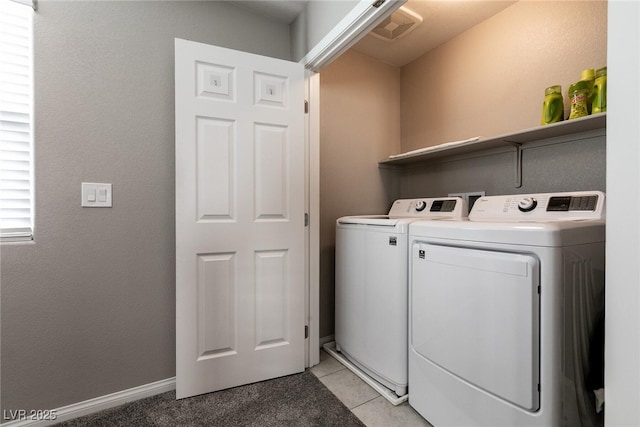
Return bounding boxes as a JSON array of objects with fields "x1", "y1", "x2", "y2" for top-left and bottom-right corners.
[{"x1": 0, "y1": 0, "x2": 33, "y2": 241}]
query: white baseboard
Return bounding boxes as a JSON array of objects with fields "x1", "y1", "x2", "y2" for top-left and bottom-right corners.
[
  {"x1": 319, "y1": 334, "x2": 334, "y2": 348},
  {"x1": 1, "y1": 377, "x2": 176, "y2": 427}
]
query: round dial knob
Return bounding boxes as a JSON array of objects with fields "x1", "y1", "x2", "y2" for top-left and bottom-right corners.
[
  {"x1": 415, "y1": 200, "x2": 427, "y2": 212},
  {"x1": 518, "y1": 197, "x2": 538, "y2": 212}
]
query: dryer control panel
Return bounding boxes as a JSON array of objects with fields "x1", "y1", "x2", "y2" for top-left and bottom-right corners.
[
  {"x1": 388, "y1": 197, "x2": 468, "y2": 219},
  {"x1": 469, "y1": 191, "x2": 605, "y2": 222}
]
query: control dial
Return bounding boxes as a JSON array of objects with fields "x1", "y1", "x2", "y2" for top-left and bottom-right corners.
[
  {"x1": 415, "y1": 200, "x2": 427, "y2": 212},
  {"x1": 518, "y1": 197, "x2": 538, "y2": 212}
]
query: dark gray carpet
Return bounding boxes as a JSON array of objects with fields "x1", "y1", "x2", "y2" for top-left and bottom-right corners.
[{"x1": 55, "y1": 370, "x2": 365, "y2": 427}]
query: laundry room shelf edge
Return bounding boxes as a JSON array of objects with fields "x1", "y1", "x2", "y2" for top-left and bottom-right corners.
[{"x1": 379, "y1": 113, "x2": 606, "y2": 167}]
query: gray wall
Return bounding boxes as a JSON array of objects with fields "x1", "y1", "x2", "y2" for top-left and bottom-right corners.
[
  {"x1": 319, "y1": 50, "x2": 401, "y2": 338},
  {"x1": 290, "y1": 0, "x2": 360, "y2": 62},
  {"x1": 398, "y1": 132, "x2": 606, "y2": 199},
  {"x1": 606, "y1": 2, "x2": 640, "y2": 422},
  {"x1": 1, "y1": 1, "x2": 290, "y2": 415}
]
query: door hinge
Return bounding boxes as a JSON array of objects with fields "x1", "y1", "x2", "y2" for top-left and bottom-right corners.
[
  {"x1": 305, "y1": 325, "x2": 309, "y2": 339},
  {"x1": 372, "y1": 0, "x2": 385, "y2": 8},
  {"x1": 304, "y1": 213, "x2": 309, "y2": 227},
  {"x1": 304, "y1": 100, "x2": 309, "y2": 113}
]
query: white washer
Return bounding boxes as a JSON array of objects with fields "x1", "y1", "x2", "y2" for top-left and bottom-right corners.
[
  {"x1": 335, "y1": 197, "x2": 468, "y2": 397},
  {"x1": 409, "y1": 191, "x2": 605, "y2": 427}
]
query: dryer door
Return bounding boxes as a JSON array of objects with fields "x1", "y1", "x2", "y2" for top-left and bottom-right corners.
[{"x1": 411, "y1": 243, "x2": 540, "y2": 411}]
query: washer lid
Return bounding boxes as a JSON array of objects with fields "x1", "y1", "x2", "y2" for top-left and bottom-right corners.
[
  {"x1": 337, "y1": 215, "x2": 403, "y2": 227},
  {"x1": 336, "y1": 197, "x2": 468, "y2": 226}
]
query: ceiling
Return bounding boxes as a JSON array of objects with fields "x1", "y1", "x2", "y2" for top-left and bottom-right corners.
[
  {"x1": 352, "y1": 0, "x2": 516, "y2": 66},
  {"x1": 228, "y1": 0, "x2": 517, "y2": 67}
]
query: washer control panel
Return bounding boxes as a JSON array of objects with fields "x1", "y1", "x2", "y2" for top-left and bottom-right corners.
[
  {"x1": 469, "y1": 191, "x2": 605, "y2": 221},
  {"x1": 388, "y1": 197, "x2": 468, "y2": 219}
]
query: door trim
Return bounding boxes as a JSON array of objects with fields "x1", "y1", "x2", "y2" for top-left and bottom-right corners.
[
  {"x1": 305, "y1": 70, "x2": 320, "y2": 367},
  {"x1": 299, "y1": 0, "x2": 403, "y2": 368},
  {"x1": 300, "y1": 0, "x2": 405, "y2": 72}
]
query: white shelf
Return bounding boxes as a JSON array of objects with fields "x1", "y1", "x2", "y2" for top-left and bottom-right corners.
[{"x1": 379, "y1": 113, "x2": 606, "y2": 167}]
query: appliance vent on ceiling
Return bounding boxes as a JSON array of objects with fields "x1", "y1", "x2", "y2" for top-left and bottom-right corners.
[{"x1": 369, "y1": 6, "x2": 423, "y2": 42}]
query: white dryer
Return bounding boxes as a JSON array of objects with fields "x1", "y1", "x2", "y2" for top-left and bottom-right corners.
[
  {"x1": 408, "y1": 191, "x2": 605, "y2": 427},
  {"x1": 335, "y1": 197, "x2": 467, "y2": 397}
]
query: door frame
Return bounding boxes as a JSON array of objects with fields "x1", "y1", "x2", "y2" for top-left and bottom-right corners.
[
  {"x1": 301, "y1": 0, "x2": 404, "y2": 368},
  {"x1": 305, "y1": 70, "x2": 320, "y2": 367},
  {"x1": 300, "y1": 0, "x2": 406, "y2": 72}
]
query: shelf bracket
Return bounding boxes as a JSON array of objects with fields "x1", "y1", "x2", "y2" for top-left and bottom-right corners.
[{"x1": 510, "y1": 142, "x2": 523, "y2": 188}]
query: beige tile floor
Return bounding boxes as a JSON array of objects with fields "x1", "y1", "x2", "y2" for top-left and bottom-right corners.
[{"x1": 311, "y1": 349, "x2": 434, "y2": 427}]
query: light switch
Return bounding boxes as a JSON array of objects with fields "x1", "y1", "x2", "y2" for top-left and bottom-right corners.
[{"x1": 82, "y1": 183, "x2": 112, "y2": 207}]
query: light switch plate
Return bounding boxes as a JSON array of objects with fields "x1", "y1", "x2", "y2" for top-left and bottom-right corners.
[{"x1": 82, "y1": 183, "x2": 112, "y2": 207}]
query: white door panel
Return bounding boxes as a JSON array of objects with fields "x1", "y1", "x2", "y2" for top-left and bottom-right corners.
[
  {"x1": 176, "y1": 39, "x2": 305, "y2": 399},
  {"x1": 411, "y1": 243, "x2": 540, "y2": 411}
]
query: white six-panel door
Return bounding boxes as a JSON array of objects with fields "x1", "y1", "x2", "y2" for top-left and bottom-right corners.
[{"x1": 175, "y1": 38, "x2": 305, "y2": 399}]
